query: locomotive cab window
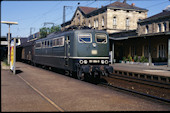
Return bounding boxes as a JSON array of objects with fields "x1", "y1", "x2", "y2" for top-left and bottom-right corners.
[
  {"x1": 95, "y1": 33, "x2": 107, "y2": 44},
  {"x1": 78, "y1": 33, "x2": 92, "y2": 43}
]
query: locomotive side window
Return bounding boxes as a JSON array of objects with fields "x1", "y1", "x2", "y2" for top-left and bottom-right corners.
[
  {"x1": 35, "y1": 42, "x2": 41, "y2": 49},
  {"x1": 95, "y1": 33, "x2": 107, "y2": 44},
  {"x1": 50, "y1": 40, "x2": 52, "y2": 47},
  {"x1": 78, "y1": 33, "x2": 92, "y2": 43},
  {"x1": 45, "y1": 41, "x2": 47, "y2": 47},
  {"x1": 42, "y1": 42, "x2": 44, "y2": 47},
  {"x1": 52, "y1": 36, "x2": 64, "y2": 47}
]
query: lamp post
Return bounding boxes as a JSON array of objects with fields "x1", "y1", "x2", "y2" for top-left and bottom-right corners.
[{"x1": 1, "y1": 21, "x2": 18, "y2": 64}]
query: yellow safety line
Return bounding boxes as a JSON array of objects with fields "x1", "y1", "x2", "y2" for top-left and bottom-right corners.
[{"x1": 18, "y1": 75, "x2": 64, "y2": 112}]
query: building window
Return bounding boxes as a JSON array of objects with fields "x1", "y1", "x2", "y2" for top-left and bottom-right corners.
[
  {"x1": 126, "y1": 18, "x2": 130, "y2": 30},
  {"x1": 145, "y1": 25, "x2": 149, "y2": 34},
  {"x1": 88, "y1": 20, "x2": 91, "y2": 28},
  {"x1": 94, "y1": 19, "x2": 96, "y2": 28},
  {"x1": 158, "y1": 44, "x2": 166, "y2": 58},
  {"x1": 96, "y1": 19, "x2": 98, "y2": 28},
  {"x1": 102, "y1": 17, "x2": 104, "y2": 27},
  {"x1": 157, "y1": 23, "x2": 161, "y2": 32},
  {"x1": 113, "y1": 17, "x2": 117, "y2": 29},
  {"x1": 163, "y1": 22, "x2": 167, "y2": 32}
]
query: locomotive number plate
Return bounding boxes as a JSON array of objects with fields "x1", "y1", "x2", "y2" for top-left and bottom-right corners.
[{"x1": 91, "y1": 50, "x2": 97, "y2": 55}]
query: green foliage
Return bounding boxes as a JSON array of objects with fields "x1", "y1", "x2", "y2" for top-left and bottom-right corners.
[
  {"x1": 39, "y1": 25, "x2": 61, "y2": 38},
  {"x1": 50, "y1": 25, "x2": 61, "y2": 33},
  {"x1": 140, "y1": 56, "x2": 148, "y2": 63},
  {"x1": 140, "y1": 56, "x2": 145, "y2": 62},
  {"x1": 127, "y1": 55, "x2": 132, "y2": 61},
  {"x1": 40, "y1": 27, "x2": 48, "y2": 38},
  {"x1": 122, "y1": 57, "x2": 127, "y2": 61},
  {"x1": 122, "y1": 55, "x2": 148, "y2": 63},
  {"x1": 133, "y1": 55, "x2": 138, "y2": 62}
]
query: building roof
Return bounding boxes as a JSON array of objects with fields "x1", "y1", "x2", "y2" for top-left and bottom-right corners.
[
  {"x1": 139, "y1": 10, "x2": 170, "y2": 23},
  {"x1": 107, "y1": 1, "x2": 147, "y2": 11},
  {"x1": 79, "y1": 6, "x2": 98, "y2": 15}
]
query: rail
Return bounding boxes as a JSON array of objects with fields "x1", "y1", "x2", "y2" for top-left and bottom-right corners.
[{"x1": 100, "y1": 74, "x2": 170, "y2": 103}]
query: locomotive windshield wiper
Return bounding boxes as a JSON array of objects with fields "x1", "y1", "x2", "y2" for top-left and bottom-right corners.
[{"x1": 79, "y1": 38, "x2": 86, "y2": 43}]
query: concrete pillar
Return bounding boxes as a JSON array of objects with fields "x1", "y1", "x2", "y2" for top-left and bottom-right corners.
[
  {"x1": 168, "y1": 38, "x2": 170, "y2": 67},
  {"x1": 148, "y1": 37, "x2": 152, "y2": 66}
]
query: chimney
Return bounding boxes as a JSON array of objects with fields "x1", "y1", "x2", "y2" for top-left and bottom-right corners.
[
  {"x1": 123, "y1": 0, "x2": 126, "y2": 3},
  {"x1": 131, "y1": 3, "x2": 135, "y2": 7}
]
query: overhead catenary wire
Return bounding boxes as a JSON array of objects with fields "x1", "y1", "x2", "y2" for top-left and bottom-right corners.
[{"x1": 11, "y1": 0, "x2": 169, "y2": 37}]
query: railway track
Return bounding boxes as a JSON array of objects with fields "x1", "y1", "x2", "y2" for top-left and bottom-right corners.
[{"x1": 100, "y1": 74, "x2": 170, "y2": 103}]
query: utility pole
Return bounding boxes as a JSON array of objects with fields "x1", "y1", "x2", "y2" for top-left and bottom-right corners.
[
  {"x1": 1, "y1": 21, "x2": 18, "y2": 64},
  {"x1": 30, "y1": 27, "x2": 35, "y2": 35},
  {"x1": 63, "y1": 6, "x2": 72, "y2": 24}
]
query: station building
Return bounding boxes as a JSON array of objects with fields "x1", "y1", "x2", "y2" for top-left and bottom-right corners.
[
  {"x1": 110, "y1": 7, "x2": 170, "y2": 66},
  {"x1": 61, "y1": 0, "x2": 148, "y2": 34}
]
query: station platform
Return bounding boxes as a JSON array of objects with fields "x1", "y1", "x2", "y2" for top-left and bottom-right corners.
[
  {"x1": 110, "y1": 63, "x2": 170, "y2": 84},
  {"x1": 1, "y1": 62, "x2": 170, "y2": 111}
]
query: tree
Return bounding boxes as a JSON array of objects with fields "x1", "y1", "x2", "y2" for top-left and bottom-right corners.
[
  {"x1": 50, "y1": 25, "x2": 61, "y2": 33},
  {"x1": 39, "y1": 25, "x2": 61, "y2": 38},
  {"x1": 40, "y1": 27, "x2": 48, "y2": 38}
]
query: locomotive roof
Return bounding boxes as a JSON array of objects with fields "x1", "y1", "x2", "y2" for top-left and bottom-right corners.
[{"x1": 35, "y1": 29, "x2": 107, "y2": 42}]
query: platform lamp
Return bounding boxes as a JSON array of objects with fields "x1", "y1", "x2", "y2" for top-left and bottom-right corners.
[{"x1": 1, "y1": 21, "x2": 18, "y2": 64}]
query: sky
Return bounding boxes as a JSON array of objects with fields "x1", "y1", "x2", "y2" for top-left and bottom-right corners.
[{"x1": 1, "y1": 0, "x2": 170, "y2": 38}]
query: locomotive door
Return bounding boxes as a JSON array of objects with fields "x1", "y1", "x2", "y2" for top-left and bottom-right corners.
[{"x1": 65, "y1": 36, "x2": 70, "y2": 66}]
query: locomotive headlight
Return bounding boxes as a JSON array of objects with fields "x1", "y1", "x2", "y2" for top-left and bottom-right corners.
[
  {"x1": 79, "y1": 60, "x2": 84, "y2": 64},
  {"x1": 84, "y1": 60, "x2": 88, "y2": 64},
  {"x1": 101, "y1": 60, "x2": 105, "y2": 64},
  {"x1": 105, "y1": 60, "x2": 109, "y2": 64},
  {"x1": 92, "y1": 43, "x2": 96, "y2": 47}
]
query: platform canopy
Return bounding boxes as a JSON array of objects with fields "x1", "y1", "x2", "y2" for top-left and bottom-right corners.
[{"x1": 1, "y1": 21, "x2": 18, "y2": 25}]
